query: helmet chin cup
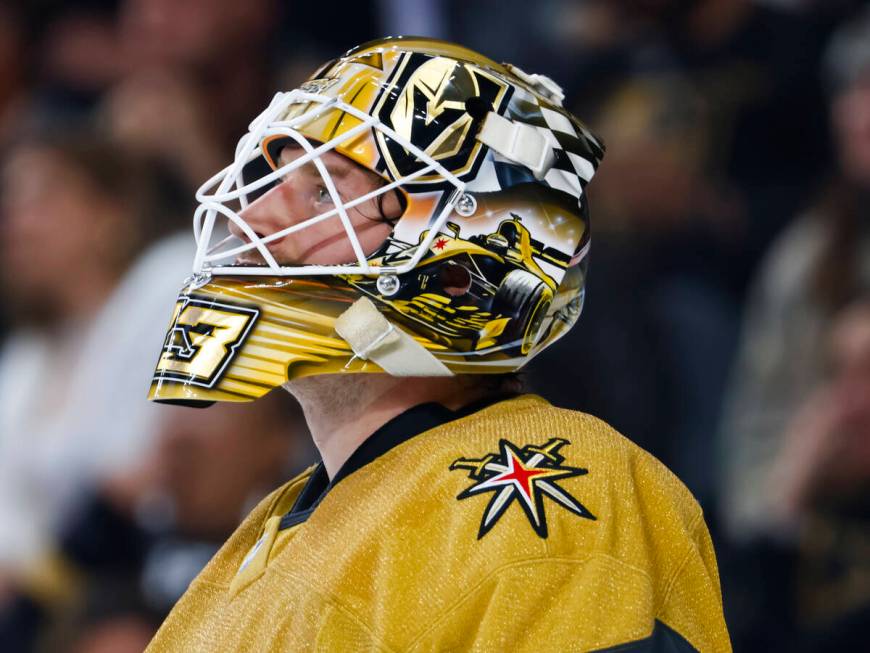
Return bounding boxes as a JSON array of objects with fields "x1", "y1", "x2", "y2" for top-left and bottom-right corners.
[{"x1": 149, "y1": 36, "x2": 604, "y2": 404}]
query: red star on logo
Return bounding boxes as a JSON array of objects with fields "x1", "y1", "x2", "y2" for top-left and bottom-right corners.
[
  {"x1": 450, "y1": 438, "x2": 596, "y2": 539},
  {"x1": 473, "y1": 448, "x2": 563, "y2": 518},
  {"x1": 434, "y1": 238, "x2": 448, "y2": 250}
]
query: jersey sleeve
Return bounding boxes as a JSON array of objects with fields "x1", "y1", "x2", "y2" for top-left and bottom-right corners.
[{"x1": 655, "y1": 512, "x2": 732, "y2": 652}]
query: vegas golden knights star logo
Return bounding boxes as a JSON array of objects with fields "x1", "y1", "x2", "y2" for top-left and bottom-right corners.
[
  {"x1": 373, "y1": 53, "x2": 511, "y2": 187},
  {"x1": 154, "y1": 296, "x2": 259, "y2": 388},
  {"x1": 450, "y1": 438, "x2": 595, "y2": 539}
]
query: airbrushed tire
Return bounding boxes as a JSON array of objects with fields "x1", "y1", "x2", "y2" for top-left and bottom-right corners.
[{"x1": 492, "y1": 269, "x2": 553, "y2": 355}]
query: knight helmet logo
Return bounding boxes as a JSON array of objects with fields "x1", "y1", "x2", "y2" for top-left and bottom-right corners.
[{"x1": 374, "y1": 53, "x2": 511, "y2": 187}]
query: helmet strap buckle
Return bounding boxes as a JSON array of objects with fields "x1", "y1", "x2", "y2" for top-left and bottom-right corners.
[{"x1": 335, "y1": 298, "x2": 453, "y2": 377}]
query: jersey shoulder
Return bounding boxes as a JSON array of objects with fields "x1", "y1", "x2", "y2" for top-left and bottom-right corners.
[
  {"x1": 184, "y1": 464, "x2": 316, "y2": 588},
  {"x1": 441, "y1": 394, "x2": 701, "y2": 528},
  {"x1": 397, "y1": 394, "x2": 706, "y2": 578}
]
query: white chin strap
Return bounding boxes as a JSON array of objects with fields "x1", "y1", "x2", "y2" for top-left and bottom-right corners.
[
  {"x1": 475, "y1": 66, "x2": 565, "y2": 181},
  {"x1": 334, "y1": 298, "x2": 453, "y2": 377},
  {"x1": 477, "y1": 112, "x2": 557, "y2": 180}
]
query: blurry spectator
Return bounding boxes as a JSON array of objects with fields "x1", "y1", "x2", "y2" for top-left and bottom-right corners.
[
  {"x1": 39, "y1": 5, "x2": 125, "y2": 97},
  {"x1": 101, "y1": 70, "x2": 227, "y2": 192},
  {"x1": 717, "y1": 9, "x2": 870, "y2": 649},
  {"x1": 29, "y1": 394, "x2": 312, "y2": 652},
  {"x1": 719, "y1": 7, "x2": 870, "y2": 542},
  {"x1": 119, "y1": 0, "x2": 274, "y2": 73},
  {"x1": 0, "y1": 128, "x2": 187, "y2": 588},
  {"x1": 770, "y1": 300, "x2": 870, "y2": 531},
  {"x1": 779, "y1": 300, "x2": 870, "y2": 646},
  {"x1": 722, "y1": 298, "x2": 870, "y2": 651},
  {"x1": 7, "y1": 0, "x2": 282, "y2": 156},
  {"x1": 118, "y1": 0, "x2": 279, "y2": 152}
]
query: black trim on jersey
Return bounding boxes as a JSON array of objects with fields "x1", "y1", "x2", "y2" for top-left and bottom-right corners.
[
  {"x1": 279, "y1": 394, "x2": 515, "y2": 530},
  {"x1": 590, "y1": 620, "x2": 699, "y2": 653}
]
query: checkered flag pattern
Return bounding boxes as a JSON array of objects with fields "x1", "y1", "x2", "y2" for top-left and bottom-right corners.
[{"x1": 468, "y1": 88, "x2": 604, "y2": 202}]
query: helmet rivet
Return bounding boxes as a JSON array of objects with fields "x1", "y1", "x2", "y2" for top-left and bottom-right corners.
[
  {"x1": 455, "y1": 193, "x2": 477, "y2": 217},
  {"x1": 186, "y1": 271, "x2": 212, "y2": 290},
  {"x1": 376, "y1": 274, "x2": 401, "y2": 297}
]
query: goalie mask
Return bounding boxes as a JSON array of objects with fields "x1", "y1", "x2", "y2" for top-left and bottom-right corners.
[{"x1": 149, "y1": 36, "x2": 604, "y2": 405}]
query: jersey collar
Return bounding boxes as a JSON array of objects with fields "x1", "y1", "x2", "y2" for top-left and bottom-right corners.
[{"x1": 279, "y1": 394, "x2": 515, "y2": 530}]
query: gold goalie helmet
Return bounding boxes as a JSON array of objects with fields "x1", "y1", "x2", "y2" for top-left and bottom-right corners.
[{"x1": 149, "y1": 37, "x2": 605, "y2": 405}]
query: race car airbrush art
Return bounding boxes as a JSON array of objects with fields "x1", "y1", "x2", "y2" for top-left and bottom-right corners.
[{"x1": 345, "y1": 211, "x2": 577, "y2": 356}]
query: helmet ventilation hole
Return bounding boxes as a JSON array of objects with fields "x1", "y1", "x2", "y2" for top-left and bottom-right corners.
[{"x1": 439, "y1": 263, "x2": 472, "y2": 297}]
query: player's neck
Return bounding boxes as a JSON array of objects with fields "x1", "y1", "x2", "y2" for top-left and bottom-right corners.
[{"x1": 284, "y1": 374, "x2": 488, "y2": 479}]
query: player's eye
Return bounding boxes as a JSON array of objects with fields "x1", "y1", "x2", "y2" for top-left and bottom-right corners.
[{"x1": 316, "y1": 186, "x2": 334, "y2": 204}]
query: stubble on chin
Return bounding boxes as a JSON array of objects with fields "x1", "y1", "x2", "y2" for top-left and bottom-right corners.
[{"x1": 283, "y1": 373, "x2": 377, "y2": 412}]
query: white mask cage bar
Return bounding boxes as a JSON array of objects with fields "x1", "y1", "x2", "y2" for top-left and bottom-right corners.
[{"x1": 191, "y1": 90, "x2": 469, "y2": 277}]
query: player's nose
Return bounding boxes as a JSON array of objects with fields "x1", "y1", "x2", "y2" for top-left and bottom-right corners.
[{"x1": 230, "y1": 182, "x2": 295, "y2": 245}]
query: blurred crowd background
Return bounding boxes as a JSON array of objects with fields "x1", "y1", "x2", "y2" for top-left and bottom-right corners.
[{"x1": 0, "y1": 0, "x2": 868, "y2": 650}]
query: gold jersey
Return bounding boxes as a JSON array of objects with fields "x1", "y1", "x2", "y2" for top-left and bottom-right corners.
[{"x1": 146, "y1": 395, "x2": 731, "y2": 652}]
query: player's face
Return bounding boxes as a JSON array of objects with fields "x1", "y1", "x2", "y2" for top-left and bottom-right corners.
[{"x1": 229, "y1": 145, "x2": 402, "y2": 266}]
